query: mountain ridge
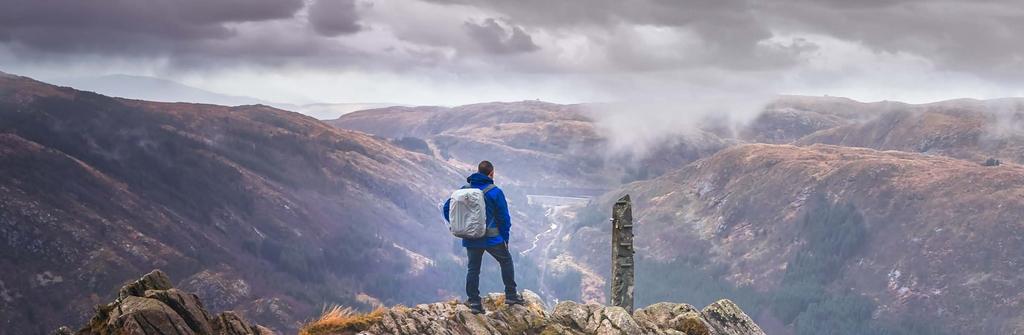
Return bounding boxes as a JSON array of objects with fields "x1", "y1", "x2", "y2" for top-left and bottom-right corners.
[
  {"x1": 0, "y1": 71, "x2": 466, "y2": 334},
  {"x1": 46, "y1": 73, "x2": 402, "y2": 120}
]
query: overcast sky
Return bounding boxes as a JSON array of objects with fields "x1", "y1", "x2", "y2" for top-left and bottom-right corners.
[{"x1": 1, "y1": 0, "x2": 1022, "y2": 105}]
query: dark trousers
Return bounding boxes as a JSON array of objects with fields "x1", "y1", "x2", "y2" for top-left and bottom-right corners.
[{"x1": 466, "y1": 243, "x2": 517, "y2": 303}]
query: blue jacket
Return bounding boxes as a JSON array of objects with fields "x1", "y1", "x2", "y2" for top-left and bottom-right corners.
[{"x1": 442, "y1": 173, "x2": 511, "y2": 248}]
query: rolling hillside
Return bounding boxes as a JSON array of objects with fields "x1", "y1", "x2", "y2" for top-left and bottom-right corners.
[
  {"x1": 0, "y1": 72, "x2": 466, "y2": 334},
  {"x1": 572, "y1": 144, "x2": 1024, "y2": 334}
]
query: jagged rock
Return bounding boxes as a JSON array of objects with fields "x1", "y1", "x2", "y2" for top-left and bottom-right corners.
[
  {"x1": 551, "y1": 301, "x2": 599, "y2": 332},
  {"x1": 59, "y1": 269, "x2": 276, "y2": 335},
  {"x1": 633, "y1": 303, "x2": 715, "y2": 335},
  {"x1": 306, "y1": 289, "x2": 763, "y2": 335},
  {"x1": 213, "y1": 312, "x2": 276, "y2": 335},
  {"x1": 64, "y1": 270, "x2": 762, "y2": 335},
  {"x1": 90, "y1": 295, "x2": 198, "y2": 335},
  {"x1": 145, "y1": 288, "x2": 216, "y2": 335},
  {"x1": 678, "y1": 312, "x2": 712, "y2": 335},
  {"x1": 701, "y1": 300, "x2": 764, "y2": 335},
  {"x1": 118, "y1": 270, "x2": 174, "y2": 299}
]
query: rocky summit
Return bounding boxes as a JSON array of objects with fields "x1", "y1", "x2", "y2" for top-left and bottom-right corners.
[
  {"x1": 302, "y1": 290, "x2": 764, "y2": 335},
  {"x1": 61, "y1": 269, "x2": 764, "y2": 335},
  {"x1": 55, "y1": 270, "x2": 274, "y2": 335}
]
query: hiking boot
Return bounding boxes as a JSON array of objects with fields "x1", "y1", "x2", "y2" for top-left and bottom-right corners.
[
  {"x1": 467, "y1": 302, "x2": 485, "y2": 314},
  {"x1": 505, "y1": 293, "x2": 526, "y2": 306}
]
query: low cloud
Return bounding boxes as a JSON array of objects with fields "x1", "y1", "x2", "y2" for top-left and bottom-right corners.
[
  {"x1": 464, "y1": 18, "x2": 540, "y2": 54},
  {"x1": 584, "y1": 78, "x2": 777, "y2": 157},
  {"x1": 308, "y1": 0, "x2": 363, "y2": 37}
]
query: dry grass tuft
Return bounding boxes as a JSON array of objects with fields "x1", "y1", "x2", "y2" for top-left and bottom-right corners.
[
  {"x1": 482, "y1": 295, "x2": 506, "y2": 311},
  {"x1": 299, "y1": 305, "x2": 386, "y2": 335}
]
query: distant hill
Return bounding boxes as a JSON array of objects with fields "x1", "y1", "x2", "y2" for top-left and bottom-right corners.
[
  {"x1": 797, "y1": 98, "x2": 1024, "y2": 164},
  {"x1": 573, "y1": 143, "x2": 1024, "y2": 334},
  {"x1": 0, "y1": 71, "x2": 465, "y2": 333},
  {"x1": 50, "y1": 74, "x2": 276, "y2": 107},
  {"x1": 287, "y1": 102, "x2": 405, "y2": 120},
  {"x1": 50, "y1": 74, "x2": 401, "y2": 120},
  {"x1": 328, "y1": 101, "x2": 733, "y2": 189}
]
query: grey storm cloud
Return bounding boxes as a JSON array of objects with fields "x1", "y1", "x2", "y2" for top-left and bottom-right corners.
[
  {"x1": 0, "y1": 0, "x2": 304, "y2": 53},
  {"x1": 464, "y1": 18, "x2": 540, "y2": 54},
  {"x1": 764, "y1": 0, "x2": 1024, "y2": 81},
  {"x1": 428, "y1": 0, "x2": 1024, "y2": 79},
  {"x1": 426, "y1": 0, "x2": 754, "y2": 28},
  {"x1": 1, "y1": 0, "x2": 1023, "y2": 88},
  {"x1": 428, "y1": 0, "x2": 814, "y2": 71},
  {"x1": 308, "y1": 0, "x2": 363, "y2": 37}
]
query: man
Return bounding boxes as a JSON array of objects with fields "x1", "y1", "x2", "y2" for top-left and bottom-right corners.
[{"x1": 443, "y1": 160, "x2": 525, "y2": 314}]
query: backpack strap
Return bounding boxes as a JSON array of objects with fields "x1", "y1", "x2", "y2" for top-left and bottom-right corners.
[
  {"x1": 481, "y1": 184, "x2": 499, "y2": 237},
  {"x1": 482, "y1": 184, "x2": 497, "y2": 194}
]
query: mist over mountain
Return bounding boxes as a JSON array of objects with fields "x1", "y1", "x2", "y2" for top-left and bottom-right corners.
[
  {"x1": 3, "y1": 70, "x2": 1024, "y2": 335},
  {"x1": 330, "y1": 93, "x2": 1024, "y2": 334}
]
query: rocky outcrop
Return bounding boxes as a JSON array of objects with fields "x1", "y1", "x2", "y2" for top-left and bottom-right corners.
[
  {"x1": 303, "y1": 290, "x2": 764, "y2": 335},
  {"x1": 59, "y1": 270, "x2": 276, "y2": 335}
]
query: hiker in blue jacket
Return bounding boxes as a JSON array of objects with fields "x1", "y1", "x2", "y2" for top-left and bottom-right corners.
[{"x1": 443, "y1": 160, "x2": 524, "y2": 313}]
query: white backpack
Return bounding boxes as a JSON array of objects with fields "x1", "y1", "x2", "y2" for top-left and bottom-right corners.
[{"x1": 448, "y1": 184, "x2": 498, "y2": 239}]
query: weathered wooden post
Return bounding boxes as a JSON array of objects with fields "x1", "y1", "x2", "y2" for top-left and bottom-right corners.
[{"x1": 610, "y1": 194, "x2": 634, "y2": 312}]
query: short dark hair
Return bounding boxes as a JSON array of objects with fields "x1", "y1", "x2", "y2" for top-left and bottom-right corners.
[{"x1": 478, "y1": 160, "x2": 494, "y2": 176}]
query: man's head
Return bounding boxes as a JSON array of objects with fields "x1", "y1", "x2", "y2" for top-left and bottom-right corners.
[{"x1": 478, "y1": 160, "x2": 494, "y2": 178}]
